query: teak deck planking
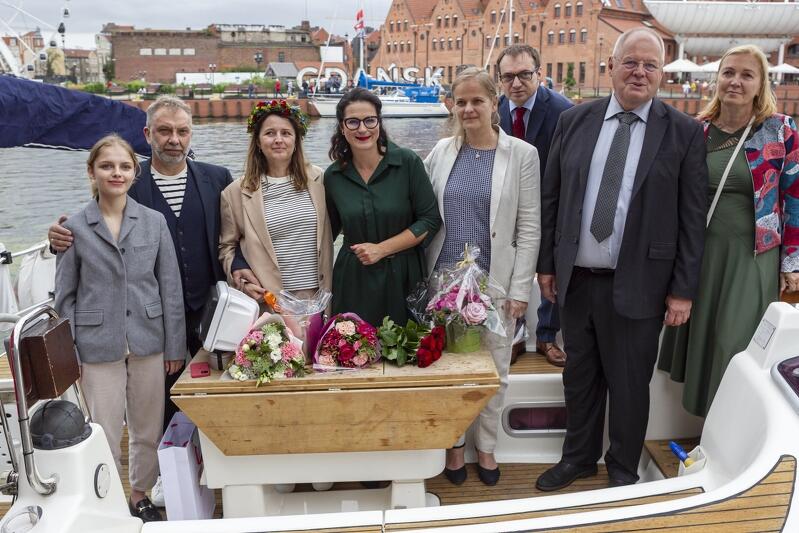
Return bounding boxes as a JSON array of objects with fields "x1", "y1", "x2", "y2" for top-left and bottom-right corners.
[{"x1": 645, "y1": 437, "x2": 702, "y2": 479}]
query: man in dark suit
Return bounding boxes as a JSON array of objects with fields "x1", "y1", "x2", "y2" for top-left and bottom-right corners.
[
  {"x1": 535, "y1": 28, "x2": 707, "y2": 490},
  {"x1": 48, "y1": 95, "x2": 252, "y2": 515},
  {"x1": 496, "y1": 44, "x2": 572, "y2": 367}
]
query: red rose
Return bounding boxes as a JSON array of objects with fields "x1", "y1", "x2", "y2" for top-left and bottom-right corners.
[
  {"x1": 339, "y1": 343, "x2": 355, "y2": 362},
  {"x1": 417, "y1": 348, "x2": 433, "y2": 368},
  {"x1": 271, "y1": 99, "x2": 278, "y2": 106},
  {"x1": 419, "y1": 335, "x2": 434, "y2": 350},
  {"x1": 432, "y1": 348, "x2": 442, "y2": 361}
]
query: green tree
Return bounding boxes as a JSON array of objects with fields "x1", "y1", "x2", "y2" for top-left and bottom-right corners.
[
  {"x1": 564, "y1": 63, "x2": 576, "y2": 92},
  {"x1": 102, "y1": 60, "x2": 115, "y2": 83}
]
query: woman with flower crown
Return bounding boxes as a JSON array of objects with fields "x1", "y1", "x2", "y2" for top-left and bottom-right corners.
[
  {"x1": 219, "y1": 100, "x2": 333, "y2": 304},
  {"x1": 219, "y1": 100, "x2": 334, "y2": 493}
]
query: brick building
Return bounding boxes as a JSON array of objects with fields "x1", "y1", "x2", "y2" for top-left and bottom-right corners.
[
  {"x1": 105, "y1": 22, "x2": 338, "y2": 84},
  {"x1": 369, "y1": 0, "x2": 675, "y2": 90}
]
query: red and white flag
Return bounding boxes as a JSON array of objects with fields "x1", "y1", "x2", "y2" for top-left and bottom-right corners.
[{"x1": 354, "y1": 8, "x2": 365, "y2": 34}]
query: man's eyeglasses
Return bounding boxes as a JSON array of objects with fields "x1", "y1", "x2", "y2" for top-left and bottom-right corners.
[
  {"x1": 499, "y1": 70, "x2": 538, "y2": 84},
  {"x1": 617, "y1": 59, "x2": 661, "y2": 73},
  {"x1": 343, "y1": 116, "x2": 379, "y2": 131}
]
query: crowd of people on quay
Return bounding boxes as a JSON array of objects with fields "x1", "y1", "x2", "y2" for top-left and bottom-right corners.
[{"x1": 46, "y1": 27, "x2": 798, "y2": 522}]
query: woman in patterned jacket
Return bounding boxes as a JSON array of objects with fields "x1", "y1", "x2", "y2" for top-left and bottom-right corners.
[{"x1": 659, "y1": 44, "x2": 799, "y2": 417}]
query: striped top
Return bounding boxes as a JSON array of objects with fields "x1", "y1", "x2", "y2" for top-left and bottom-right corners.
[
  {"x1": 152, "y1": 166, "x2": 188, "y2": 217},
  {"x1": 435, "y1": 144, "x2": 494, "y2": 272},
  {"x1": 261, "y1": 175, "x2": 319, "y2": 291}
]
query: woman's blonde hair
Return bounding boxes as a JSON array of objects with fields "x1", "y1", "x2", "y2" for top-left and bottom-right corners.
[
  {"x1": 450, "y1": 67, "x2": 499, "y2": 146},
  {"x1": 86, "y1": 134, "x2": 140, "y2": 198},
  {"x1": 242, "y1": 110, "x2": 309, "y2": 192},
  {"x1": 698, "y1": 44, "x2": 777, "y2": 126}
]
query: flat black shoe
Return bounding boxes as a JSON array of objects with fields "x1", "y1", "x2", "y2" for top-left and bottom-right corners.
[
  {"x1": 477, "y1": 464, "x2": 500, "y2": 486},
  {"x1": 535, "y1": 462, "x2": 598, "y2": 492},
  {"x1": 130, "y1": 496, "x2": 163, "y2": 522},
  {"x1": 444, "y1": 465, "x2": 467, "y2": 485}
]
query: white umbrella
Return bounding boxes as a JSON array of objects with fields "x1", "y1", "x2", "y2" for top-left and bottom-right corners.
[
  {"x1": 699, "y1": 60, "x2": 721, "y2": 73},
  {"x1": 663, "y1": 58, "x2": 702, "y2": 73},
  {"x1": 769, "y1": 63, "x2": 799, "y2": 75}
]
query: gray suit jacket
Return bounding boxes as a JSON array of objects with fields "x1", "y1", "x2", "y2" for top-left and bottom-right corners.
[{"x1": 55, "y1": 198, "x2": 186, "y2": 363}]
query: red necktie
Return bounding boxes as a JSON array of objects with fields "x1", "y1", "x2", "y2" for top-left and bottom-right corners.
[{"x1": 513, "y1": 107, "x2": 526, "y2": 139}]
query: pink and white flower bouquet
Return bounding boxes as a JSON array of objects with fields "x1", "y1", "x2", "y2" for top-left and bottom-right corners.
[
  {"x1": 227, "y1": 314, "x2": 306, "y2": 385},
  {"x1": 422, "y1": 244, "x2": 510, "y2": 352},
  {"x1": 313, "y1": 313, "x2": 381, "y2": 371}
]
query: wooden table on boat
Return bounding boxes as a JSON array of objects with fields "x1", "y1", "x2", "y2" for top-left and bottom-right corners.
[{"x1": 171, "y1": 350, "x2": 499, "y2": 517}]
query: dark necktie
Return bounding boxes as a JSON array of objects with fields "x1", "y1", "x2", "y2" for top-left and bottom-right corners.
[
  {"x1": 590, "y1": 111, "x2": 639, "y2": 243},
  {"x1": 512, "y1": 107, "x2": 526, "y2": 139}
]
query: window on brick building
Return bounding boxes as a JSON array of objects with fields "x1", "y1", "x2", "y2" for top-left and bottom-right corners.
[
  {"x1": 437, "y1": 17, "x2": 442, "y2": 28},
  {"x1": 400, "y1": 42, "x2": 405, "y2": 52},
  {"x1": 154, "y1": 48, "x2": 166, "y2": 56},
  {"x1": 576, "y1": 1, "x2": 583, "y2": 15},
  {"x1": 486, "y1": 36, "x2": 491, "y2": 48},
  {"x1": 615, "y1": 0, "x2": 624, "y2": 7},
  {"x1": 514, "y1": 33, "x2": 520, "y2": 43},
  {"x1": 599, "y1": 62, "x2": 606, "y2": 74},
  {"x1": 390, "y1": 21, "x2": 394, "y2": 32},
  {"x1": 558, "y1": 30, "x2": 565, "y2": 44},
  {"x1": 569, "y1": 29, "x2": 576, "y2": 43},
  {"x1": 495, "y1": 36, "x2": 500, "y2": 47},
  {"x1": 547, "y1": 31, "x2": 554, "y2": 45},
  {"x1": 448, "y1": 38, "x2": 453, "y2": 50},
  {"x1": 394, "y1": 42, "x2": 398, "y2": 52},
  {"x1": 505, "y1": 34, "x2": 510, "y2": 46},
  {"x1": 139, "y1": 48, "x2": 152, "y2": 56},
  {"x1": 554, "y1": 4, "x2": 561, "y2": 17},
  {"x1": 557, "y1": 62, "x2": 563, "y2": 82},
  {"x1": 491, "y1": 11, "x2": 497, "y2": 23},
  {"x1": 404, "y1": 20, "x2": 409, "y2": 30},
  {"x1": 445, "y1": 16, "x2": 450, "y2": 27},
  {"x1": 580, "y1": 29, "x2": 587, "y2": 43},
  {"x1": 546, "y1": 63, "x2": 552, "y2": 78},
  {"x1": 579, "y1": 61, "x2": 585, "y2": 83},
  {"x1": 565, "y1": 3, "x2": 572, "y2": 16},
  {"x1": 387, "y1": 44, "x2": 391, "y2": 53},
  {"x1": 278, "y1": 52, "x2": 285, "y2": 62},
  {"x1": 169, "y1": 48, "x2": 181, "y2": 55},
  {"x1": 453, "y1": 15, "x2": 458, "y2": 27},
  {"x1": 456, "y1": 37, "x2": 461, "y2": 49},
  {"x1": 433, "y1": 39, "x2": 437, "y2": 51}
]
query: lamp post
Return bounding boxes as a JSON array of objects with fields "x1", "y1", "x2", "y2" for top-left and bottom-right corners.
[
  {"x1": 596, "y1": 36, "x2": 604, "y2": 96},
  {"x1": 209, "y1": 63, "x2": 217, "y2": 85},
  {"x1": 253, "y1": 51, "x2": 263, "y2": 72}
]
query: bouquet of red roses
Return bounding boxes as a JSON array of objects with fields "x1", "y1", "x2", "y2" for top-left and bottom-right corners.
[
  {"x1": 416, "y1": 325, "x2": 446, "y2": 368},
  {"x1": 377, "y1": 318, "x2": 445, "y2": 368},
  {"x1": 313, "y1": 313, "x2": 381, "y2": 371}
]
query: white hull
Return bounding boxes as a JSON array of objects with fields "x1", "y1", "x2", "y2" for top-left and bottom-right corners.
[
  {"x1": 2, "y1": 297, "x2": 798, "y2": 531},
  {"x1": 311, "y1": 98, "x2": 450, "y2": 118}
]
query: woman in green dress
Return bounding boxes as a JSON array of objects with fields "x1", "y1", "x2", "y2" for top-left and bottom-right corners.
[
  {"x1": 659, "y1": 45, "x2": 799, "y2": 417},
  {"x1": 325, "y1": 88, "x2": 442, "y2": 326}
]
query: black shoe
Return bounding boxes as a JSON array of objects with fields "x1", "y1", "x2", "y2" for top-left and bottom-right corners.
[
  {"x1": 477, "y1": 464, "x2": 500, "y2": 486},
  {"x1": 608, "y1": 476, "x2": 636, "y2": 488},
  {"x1": 129, "y1": 496, "x2": 163, "y2": 522},
  {"x1": 444, "y1": 465, "x2": 467, "y2": 485},
  {"x1": 535, "y1": 462, "x2": 598, "y2": 492}
]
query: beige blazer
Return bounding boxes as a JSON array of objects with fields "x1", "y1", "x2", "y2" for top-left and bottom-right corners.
[
  {"x1": 423, "y1": 129, "x2": 541, "y2": 302},
  {"x1": 219, "y1": 164, "x2": 333, "y2": 294}
]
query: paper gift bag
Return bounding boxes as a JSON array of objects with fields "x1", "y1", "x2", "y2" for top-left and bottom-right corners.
[{"x1": 158, "y1": 412, "x2": 215, "y2": 520}]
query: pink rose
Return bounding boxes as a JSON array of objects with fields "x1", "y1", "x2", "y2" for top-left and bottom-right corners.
[
  {"x1": 318, "y1": 353, "x2": 336, "y2": 367},
  {"x1": 462, "y1": 302, "x2": 487, "y2": 325},
  {"x1": 335, "y1": 320, "x2": 357, "y2": 336},
  {"x1": 281, "y1": 342, "x2": 301, "y2": 362},
  {"x1": 352, "y1": 353, "x2": 368, "y2": 367}
]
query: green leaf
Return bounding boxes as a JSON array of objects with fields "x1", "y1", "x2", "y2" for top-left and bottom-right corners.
[{"x1": 396, "y1": 346, "x2": 407, "y2": 366}]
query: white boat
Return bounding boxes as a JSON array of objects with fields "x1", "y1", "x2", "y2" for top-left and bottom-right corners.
[
  {"x1": 1, "y1": 241, "x2": 798, "y2": 531},
  {"x1": 310, "y1": 95, "x2": 450, "y2": 118}
]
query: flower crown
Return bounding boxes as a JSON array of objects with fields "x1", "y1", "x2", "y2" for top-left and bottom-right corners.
[{"x1": 247, "y1": 100, "x2": 310, "y2": 136}]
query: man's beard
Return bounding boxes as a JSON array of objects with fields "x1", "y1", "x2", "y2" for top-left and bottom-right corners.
[{"x1": 153, "y1": 143, "x2": 188, "y2": 166}]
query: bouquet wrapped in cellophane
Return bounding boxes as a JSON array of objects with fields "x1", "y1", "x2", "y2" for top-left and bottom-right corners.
[
  {"x1": 313, "y1": 313, "x2": 381, "y2": 371},
  {"x1": 411, "y1": 244, "x2": 511, "y2": 353},
  {"x1": 227, "y1": 313, "x2": 307, "y2": 385}
]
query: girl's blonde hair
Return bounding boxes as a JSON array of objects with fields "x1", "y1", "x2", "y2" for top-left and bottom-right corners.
[
  {"x1": 450, "y1": 67, "x2": 499, "y2": 147},
  {"x1": 698, "y1": 44, "x2": 777, "y2": 126},
  {"x1": 86, "y1": 134, "x2": 140, "y2": 198}
]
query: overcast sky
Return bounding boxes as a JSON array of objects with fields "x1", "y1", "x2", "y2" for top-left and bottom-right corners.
[{"x1": 3, "y1": 0, "x2": 392, "y2": 35}]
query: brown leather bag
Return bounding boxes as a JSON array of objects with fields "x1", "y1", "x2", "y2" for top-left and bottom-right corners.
[{"x1": 10, "y1": 317, "x2": 80, "y2": 405}]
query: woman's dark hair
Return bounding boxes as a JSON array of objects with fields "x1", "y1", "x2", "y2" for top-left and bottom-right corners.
[{"x1": 328, "y1": 87, "x2": 389, "y2": 168}]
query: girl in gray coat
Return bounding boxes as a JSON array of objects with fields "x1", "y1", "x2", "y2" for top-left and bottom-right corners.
[{"x1": 54, "y1": 134, "x2": 186, "y2": 522}]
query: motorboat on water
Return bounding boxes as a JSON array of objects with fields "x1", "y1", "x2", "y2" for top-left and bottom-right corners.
[
  {"x1": 310, "y1": 71, "x2": 450, "y2": 118},
  {"x1": 1, "y1": 241, "x2": 798, "y2": 531}
]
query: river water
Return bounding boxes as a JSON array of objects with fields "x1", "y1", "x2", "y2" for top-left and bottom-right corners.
[{"x1": 0, "y1": 117, "x2": 452, "y2": 253}]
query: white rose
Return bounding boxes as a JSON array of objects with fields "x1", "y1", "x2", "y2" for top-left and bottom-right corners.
[{"x1": 270, "y1": 349, "x2": 282, "y2": 362}]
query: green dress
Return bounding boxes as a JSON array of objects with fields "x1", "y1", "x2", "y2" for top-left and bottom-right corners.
[
  {"x1": 658, "y1": 124, "x2": 779, "y2": 417},
  {"x1": 324, "y1": 142, "x2": 442, "y2": 326}
]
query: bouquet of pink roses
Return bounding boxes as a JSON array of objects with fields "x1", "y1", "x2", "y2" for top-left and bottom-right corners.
[
  {"x1": 422, "y1": 244, "x2": 510, "y2": 352},
  {"x1": 227, "y1": 314, "x2": 306, "y2": 385},
  {"x1": 314, "y1": 313, "x2": 381, "y2": 371}
]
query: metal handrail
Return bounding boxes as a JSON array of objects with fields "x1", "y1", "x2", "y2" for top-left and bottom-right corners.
[{"x1": 8, "y1": 305, "x2": 58, "y2": 495}]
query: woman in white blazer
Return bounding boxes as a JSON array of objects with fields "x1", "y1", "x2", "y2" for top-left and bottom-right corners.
[{"x1": 424, "y1": 67, "x2": 540, "y2": 486}]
